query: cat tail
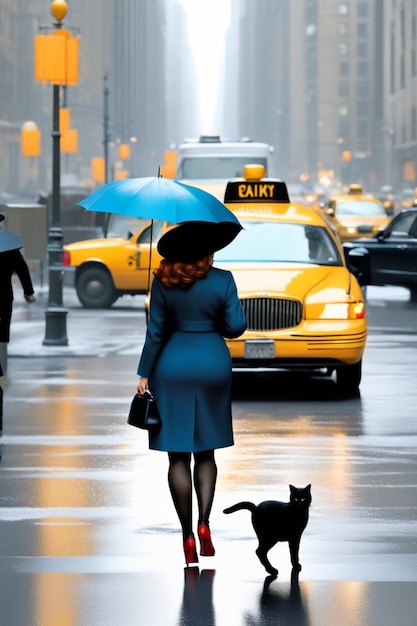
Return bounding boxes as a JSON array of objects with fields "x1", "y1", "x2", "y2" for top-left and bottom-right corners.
[{"x1": 223, "y1": 502, "x2": 256, "y2": 515}]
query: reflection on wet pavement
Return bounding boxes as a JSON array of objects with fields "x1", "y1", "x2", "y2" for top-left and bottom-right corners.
[{"x1": 0, "y1": 287, "x2": 416, "y2": 625}]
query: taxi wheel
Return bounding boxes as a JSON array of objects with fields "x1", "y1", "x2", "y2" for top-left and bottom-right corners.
[
  {"x1": 76, "y1": 266, "x2": 118, "y2": 309},
  {"x1": 335, "y1": 360, "x2": 362, "y2": 396}
]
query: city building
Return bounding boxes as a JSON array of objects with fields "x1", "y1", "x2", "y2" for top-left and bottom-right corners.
[
  {"x1": 236, "y1": 0, "x2": 388, "y2": 188},
  {"x1": 0, "y1": 0, "x2": 415, "y2": 201},
  {"x1": 384, "y1": 0, "x2": 417, "y2": 190}
]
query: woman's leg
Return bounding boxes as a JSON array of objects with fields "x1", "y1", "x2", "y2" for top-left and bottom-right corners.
[
  {"x1": 193, "y1": 449, "x2": 217, "y2": 525},
  {"x1": 168, "y1": 451, "x2": 193, "y2": 540}
]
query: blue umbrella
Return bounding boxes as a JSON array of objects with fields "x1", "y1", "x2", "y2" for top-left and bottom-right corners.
[
  {"x1": 77, "y1": 176, "x2": 241, "y2": 226},
  {"x1": 77, "y1": 176, "x2": 242, "y2": 262},
  {"x1": 0, "y1": 231, "x2": 23, "y2": 253}
]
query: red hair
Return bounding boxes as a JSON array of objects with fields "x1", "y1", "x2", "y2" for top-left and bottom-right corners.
[{"x1": 154, "y1": 256, "x2": 211, "y2": 288}]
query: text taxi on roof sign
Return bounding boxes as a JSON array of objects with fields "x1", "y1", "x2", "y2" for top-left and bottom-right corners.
[{"x1": 224, "y1": 164, "x2": 289, "y2": 203}]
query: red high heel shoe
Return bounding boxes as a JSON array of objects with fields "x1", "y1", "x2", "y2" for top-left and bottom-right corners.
[
  {"x1": 197, "y1": 522, "x2": 215, "y2": 556},
  {"x1": 184, "y1": 534, "x2": 198, "y2": 566}
]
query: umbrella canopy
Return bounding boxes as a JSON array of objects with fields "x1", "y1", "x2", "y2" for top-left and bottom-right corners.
[
  {"x1": 157, "y1": 221, "x2": 242, "y2": 261},
  {"x1": 0, "y1": 231, "x2": 23, "y2": 253},
  {"x1": 77, "y1": 176, "x2": 240, "y2": 226}
]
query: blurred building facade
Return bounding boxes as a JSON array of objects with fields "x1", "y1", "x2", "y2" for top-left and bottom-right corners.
[
  {"x1": 384, "y1": 0, "x2": 417, "y2": 190},
  {"x1": 0, "y1": 0, "x2": 167, "y2": 202},
  {"x1": 235, "y1": 0, "x2": 416, "y2": 191},
  {"x1": 111, "y1": 0, "x2": 167, "y2": 178},
  {"x1": 236, "y1": 0, "x2": 385, "y2": 187},
  {"x1": 0, "y1": 0, "x2": 114, "y2": 199},
  {"x1": 165, "y1": 1, "x2": 198, "y2": 148},
  {"x1": 0, "y1": 0, "x2": 415, "y2": 201}
]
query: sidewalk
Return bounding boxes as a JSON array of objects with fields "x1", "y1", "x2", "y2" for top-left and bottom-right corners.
[{"x1": 7, "y1": 285, "x2": 147, "y2": 359}]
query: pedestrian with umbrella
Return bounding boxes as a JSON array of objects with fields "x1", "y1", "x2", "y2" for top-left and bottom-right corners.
[
  {"x1": 0, "y1": 212, "x2": 35, "y2": 432},
  {"x1": 78, "y1": 176, "x2": 247, "y2": 565}
]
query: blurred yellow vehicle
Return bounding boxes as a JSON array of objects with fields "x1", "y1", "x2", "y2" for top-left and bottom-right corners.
[
  {"x1": 63, "y1": 215, "x2": 164, "y2": 308},
  {"x1": 214, "y1": 165, "x2": 367, "y2": 394},
  {"x1": 323, "y1": 184, "x2": 391, "y2": 242}
]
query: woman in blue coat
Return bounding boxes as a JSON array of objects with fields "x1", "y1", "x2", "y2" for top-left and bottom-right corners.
[{"x1": 137, "y1": 251, "x2": 246, "y2": 565}]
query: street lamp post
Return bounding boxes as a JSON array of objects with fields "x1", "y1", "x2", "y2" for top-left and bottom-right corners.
[
  {"x1": 103, "y1": 73, "x2": 110, "y2": 184},
  {"x1": 34, "y1": 0, "x2": 79, "y2": 345},
  {"x1": 43, "y1": 2, "x2": 67, "y2": 345},
  {"x1": 42, "y1": 72, "x2": 68, "y2": 345}
]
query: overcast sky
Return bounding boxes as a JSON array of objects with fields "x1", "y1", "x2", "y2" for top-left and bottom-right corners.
[{"x1": 179, "y1": 0, "x2": 232, "y2": 132}]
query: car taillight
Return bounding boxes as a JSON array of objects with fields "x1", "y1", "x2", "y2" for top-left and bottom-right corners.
[{"x1": 63, "y1": 250, "x2": 71, "y2": 266}]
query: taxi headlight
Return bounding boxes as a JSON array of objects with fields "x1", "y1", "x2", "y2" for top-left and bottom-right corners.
[
  {"x1": 307, "y1": 301, "x2": 365, "y2": 319},
  {"x1": 352, "y1": 301, "x2": 365, "y2": 319}
]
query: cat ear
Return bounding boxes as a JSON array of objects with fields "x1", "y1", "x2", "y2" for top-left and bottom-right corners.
[
  {"x1": 306, "y1": 484, "x2": 311, "y2": 492},
  {"x1": 289, "y1": 484, "x2": 295, "y2": 491}
]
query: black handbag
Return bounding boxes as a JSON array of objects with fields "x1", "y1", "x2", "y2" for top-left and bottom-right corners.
[{"x1": 127, "y1": 391, "x2": 161, "y2": 430}]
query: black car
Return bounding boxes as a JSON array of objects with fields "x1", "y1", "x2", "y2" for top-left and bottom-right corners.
[{"x1": 344, "y1": 208, "x2": 417, "y2": 301}]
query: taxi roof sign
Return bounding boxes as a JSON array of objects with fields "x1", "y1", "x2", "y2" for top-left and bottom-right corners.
[{"x1": 224, "y1": 178, "x2": 290, "y2": 204}]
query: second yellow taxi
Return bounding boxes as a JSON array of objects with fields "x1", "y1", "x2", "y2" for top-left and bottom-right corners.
[{"x1": 322, "y1": 183, "x2": 391, "y2": 242}]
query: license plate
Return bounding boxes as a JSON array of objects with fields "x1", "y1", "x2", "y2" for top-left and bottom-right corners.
[{"x1": 245, "y1": 340, "x2": 275, "y2": 359}]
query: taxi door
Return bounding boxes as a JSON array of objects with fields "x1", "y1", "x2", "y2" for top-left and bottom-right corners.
[{"x1": 132, "y1": 221, "x2": 164, "y2": 290}]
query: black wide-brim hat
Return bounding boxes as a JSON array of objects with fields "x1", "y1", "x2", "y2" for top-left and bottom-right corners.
[{"x1": 157, "y1": 221, "x2": 242, "y2": 262}]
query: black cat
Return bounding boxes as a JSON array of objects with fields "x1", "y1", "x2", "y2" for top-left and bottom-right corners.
[{"x1": 223, "y1": 484, "x2": 311, "y2": 577}]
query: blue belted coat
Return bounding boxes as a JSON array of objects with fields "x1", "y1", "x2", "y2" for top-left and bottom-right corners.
[{"x1": 137, "y1": 266, "x2": 247, "y2": 452}]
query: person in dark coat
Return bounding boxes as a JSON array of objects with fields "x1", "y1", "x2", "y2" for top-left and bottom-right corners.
[
  {"x1": 137, "y1": 252, "x2": 247, "y2": 566},
  {"x1": 0, "y1": 212, "x2": 35, "y2": 377}
]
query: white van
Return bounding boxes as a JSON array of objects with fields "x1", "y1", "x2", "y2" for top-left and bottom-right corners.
[{"x1": 175, "y1": 135, "x2": 274, "y2": 200}]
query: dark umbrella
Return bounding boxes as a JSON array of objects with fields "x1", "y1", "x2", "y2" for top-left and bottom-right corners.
[{"x1": 0, "y1": 231, "x2": 23, "y2": 253}]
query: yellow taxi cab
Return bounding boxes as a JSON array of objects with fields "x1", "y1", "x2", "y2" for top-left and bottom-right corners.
[
  {"x1": 214, "y1": 165, "x2": 367, "y2": 394},
  {"x1": 323, "y1": 184, "x2": 391, "y2": 242},
  {"x1": 63, "y1": 215, "x2": 164, "y2": 308}
]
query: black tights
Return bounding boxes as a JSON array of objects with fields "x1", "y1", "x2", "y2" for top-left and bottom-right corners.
[{"x1": 168, "y1": 450, "x2": 217, "y2": 541}]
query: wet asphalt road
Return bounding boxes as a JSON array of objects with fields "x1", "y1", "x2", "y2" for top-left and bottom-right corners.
[{"x1": 0, "y1": 285, "x2": 416, "y2": 626}]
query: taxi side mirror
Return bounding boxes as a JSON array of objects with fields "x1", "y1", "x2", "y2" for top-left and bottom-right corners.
[
  {"x1": 326, "y1": 200, "x2": 335, "y2": 217},
  {"x1": 383, "y1": 202, "x2": 394, "y2": 216}
]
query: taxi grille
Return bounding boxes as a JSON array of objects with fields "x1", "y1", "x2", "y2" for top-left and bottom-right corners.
[{"x1": 240, "y1": 297, "x2": 302, "y2": 331}]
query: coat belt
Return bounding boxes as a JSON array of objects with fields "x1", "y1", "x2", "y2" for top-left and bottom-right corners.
[{"x1": 175, "y1": 320, "x2": 218, "y2": 332}]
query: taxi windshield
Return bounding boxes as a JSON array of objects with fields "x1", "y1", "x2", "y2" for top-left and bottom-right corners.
[
  {"x1": 215, "y1": 220, "x2": 342, "y2": 265},
  {"x1": 336, "y1": 201, "x2": 385, "y2": 216},
  {"x1": 177, "y1": 157, "x2": 268, "y2": 180},
  {"x1": 105, "y1": 214, "x2": 150, "y2": 239}
]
